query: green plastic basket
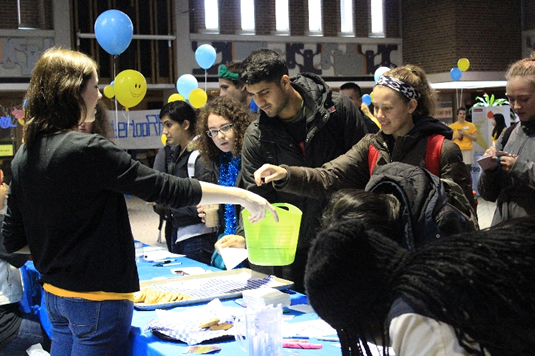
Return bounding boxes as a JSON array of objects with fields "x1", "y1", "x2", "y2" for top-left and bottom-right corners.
[{"x1": 242, "y1": 203, "x2": 302, "y2": 266}]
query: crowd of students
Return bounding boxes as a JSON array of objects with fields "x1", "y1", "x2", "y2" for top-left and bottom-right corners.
[{"x1": 2, "y1": 45, "x2": 535, "y2": 355}]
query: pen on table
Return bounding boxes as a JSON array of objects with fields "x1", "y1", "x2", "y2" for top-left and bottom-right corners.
[
  {"x1": 151, "y1": 259, "x2": 172, "y2": 263},
  {"x1": 283, "y1": 338, "x2": 309, "y2": 343},
  {"x1": 283, "y1": 342, "x2": 322, "y2": 349},
  {"x1": 317, "y1": 336, "x2": 340, "y2": 342},
  {"x1": 153, "y1": 262, "x2": 182, "y2": 267},
  {"x1": 286, "y1": 336, "x2": 309, "y2": 339}
]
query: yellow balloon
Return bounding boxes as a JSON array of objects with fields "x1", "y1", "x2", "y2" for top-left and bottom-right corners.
[
  {"x1": 458, "y1": 58, "x2": 470, "y2": 72},
  {"x1": 103, "y1": 85, "x2": 115, "y2": 99},
  {"x1": 114, "y1": 70, "x2": 147, "y2": 109},
  {"x1": 188, "y1": 88, "x2": 207, "y2": 108},
  {"x1": 161, "y1": 134, "x2": 167, "y2": 146},
  {"x1": 168, "y1": 93, "x2": 186, "y2": 103}
]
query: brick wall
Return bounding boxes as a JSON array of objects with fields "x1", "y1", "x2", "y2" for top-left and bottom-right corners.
[
  {"x1": 323, "y1": 1, "x2": 339, "y2": 37},
  {"x1": 191, "y1": 0, "x2": 205, "y2": 32},
  {"x1": 219, "y1": 0, "x2": 238, "y2": 34},
  {"x1": 0, "y1": 0, "x2": 52, "y2": 30},
  {"x1": 255, "y1": 1, "x2": 275, "y2": 35},
  {"x1": 384, "y1": 0, "x2": 400, "y2": 38},
  {"x1": 189, "y1": 0, "x2": 525, "y2": 75},
  {"x1": 525, "y1": 0, "x2": 535, "y2": 30},
  {"x1": 19, "y1": 0, "x2": 40, "y2": 28},
  {"x1": 289, "y1": 0, "x2": 307, "y2": 36},
  {"x1": 38, "y1": 0, "x2": 53, "y2": 30},
  {"x1": 0, "y1": 0, "x2": 19, "y2": 29},
  {"x1": 355, "y1": 0, "x2": 369, "y2": 37},
  {"x1": 403, "y1": 0, "x2": 521, "y2": 73}
]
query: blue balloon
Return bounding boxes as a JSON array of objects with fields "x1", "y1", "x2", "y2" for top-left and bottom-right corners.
[
  {"x1": 176, "y1": 74, "x2": 198, "y2": 99},
  {"x1": 94, "y1": 10, "x2": 133, "y2": 56},
  {"x1": 362, "y1": 94, "x2": 372, "y2": 106},
  {"x1": 374, "y1": 66, "x2": 390, "y2": 83},
  {"x1": 195, "y1": 44, "x2": 217, "y2": 70},
  {"x1": 450, "y1": 67, "x2": 462, "y2": 81}
]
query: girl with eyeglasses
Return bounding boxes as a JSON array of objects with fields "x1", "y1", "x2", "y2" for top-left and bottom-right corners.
[{"x1": 196, "y1": 96, "x2": 254, "y2": 269}]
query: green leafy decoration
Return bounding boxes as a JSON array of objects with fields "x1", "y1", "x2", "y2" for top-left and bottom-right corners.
[{"x1": 472, "y1": 93, "x2": 509, "y2": 108}]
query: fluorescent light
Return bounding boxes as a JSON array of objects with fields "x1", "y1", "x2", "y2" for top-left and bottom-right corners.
[{"x1": 430, "y1": 81, "x2": 507, "y2": 90}]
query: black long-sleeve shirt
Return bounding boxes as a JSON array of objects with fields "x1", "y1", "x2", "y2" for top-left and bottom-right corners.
[{"x1": 3, "y1": 131, "x2": 202, "y2": 293}]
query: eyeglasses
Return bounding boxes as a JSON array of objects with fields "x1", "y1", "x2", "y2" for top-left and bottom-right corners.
[{"x1": 206, "y1": 123, "x2": 233, "y2": 138}]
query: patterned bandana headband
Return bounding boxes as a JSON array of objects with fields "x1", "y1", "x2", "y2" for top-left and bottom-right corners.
[
  {"x1": 218, "y1": 65, "x2": 240, "y2": 81},
  {"x1": 377, "y1": 75, "x2": 421, "y2": 100}
]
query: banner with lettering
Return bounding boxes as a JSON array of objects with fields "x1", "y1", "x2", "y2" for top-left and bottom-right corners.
[{"x1": 109, "y1": 109, "x2": 163, "y2": 149}]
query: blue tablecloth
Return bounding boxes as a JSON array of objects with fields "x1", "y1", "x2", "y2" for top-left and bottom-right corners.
[{"x1": 129, "y1": 257, "x2": 339, "y2": 356}]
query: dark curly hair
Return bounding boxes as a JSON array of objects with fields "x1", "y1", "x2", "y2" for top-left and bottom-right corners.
[
  {"x1": 239, "y1": 48, "x2": 288, "y2": 85},
  {"x1": 196, "y1": 96, "x2": 253, "y2": 162},
  {"x1": 306, "y1": 216, "x2": 535, "y2": 356}
]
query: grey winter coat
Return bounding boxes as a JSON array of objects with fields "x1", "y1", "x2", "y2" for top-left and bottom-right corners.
[{"x1": 478, "y1": 122, "x2": 535, "y2": 225}]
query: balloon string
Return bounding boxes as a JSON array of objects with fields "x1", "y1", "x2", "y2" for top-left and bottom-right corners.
[
  {"x1": 113, "y1": 55, "x2": 119, "y2": 139},
  {"x1": 205, "y1": 70, "x2": 207, "y2": 91}
]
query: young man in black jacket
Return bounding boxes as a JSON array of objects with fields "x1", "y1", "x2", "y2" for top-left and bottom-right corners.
[{"x1": 236, "y1": 49, "x2": 369, "y2": 292}]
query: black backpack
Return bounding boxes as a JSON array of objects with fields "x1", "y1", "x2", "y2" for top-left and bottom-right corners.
[{"x1": 365, "y1": 162, "x2": 478, "y2": 250}]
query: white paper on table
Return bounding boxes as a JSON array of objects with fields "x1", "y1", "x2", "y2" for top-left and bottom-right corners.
[
  {"x1": 288, "y1": 304, "x2": 314, "y2": 314},
  {"x1": 219, "y1": 247, "x2": 248, "y2": 270},
  {"x1": 282, "y1": 318, "x2": 337, "y2": 338},
  {"x1": 143, "y1": 246, "x2": 185, "y2": 261}
]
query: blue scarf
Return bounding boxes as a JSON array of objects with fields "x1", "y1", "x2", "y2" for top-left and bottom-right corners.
[{"x1": 218, "y1": 152, "x2": 241, "y2": 235}]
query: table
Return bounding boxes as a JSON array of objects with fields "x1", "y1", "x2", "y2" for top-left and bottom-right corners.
[{"x1": 128, "y1": 256, "x2": 340, "y2": 356}]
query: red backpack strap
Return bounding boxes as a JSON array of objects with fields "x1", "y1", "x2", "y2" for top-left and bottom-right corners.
[
  {"x1": 425, "y1": 134, "x2": 444, "y2": 177},
  {"x1": 368, "y1": 144, "x2": 380, "y2": 176}
]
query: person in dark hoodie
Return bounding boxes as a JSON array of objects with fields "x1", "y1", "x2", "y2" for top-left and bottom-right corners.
[
  {"x1": 230, "y1": 48, "x2": 369, "y2": 292},
  {"x1": 254, "y1": 64, "x2": 475, "y2": 210}
]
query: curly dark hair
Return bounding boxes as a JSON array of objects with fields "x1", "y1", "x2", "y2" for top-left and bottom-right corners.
[
  {"x1": 196, "y1": 96, "x2": 254, "y2": 162},
  {"x1": 239, "y1": 48, "x2": 288, "y2": 85},
  {"x1": 306, "y1": 216, "x2": 535, "y2": 356}
]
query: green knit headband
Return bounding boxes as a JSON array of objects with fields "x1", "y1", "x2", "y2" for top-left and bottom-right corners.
[{"x1": 218, "y1": 65, "x2": 240, "y2": 81}]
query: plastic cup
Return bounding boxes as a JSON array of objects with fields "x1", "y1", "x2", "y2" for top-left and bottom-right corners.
[{"x1": 204, "y1": 204, "x2": 219, "y2": 228}]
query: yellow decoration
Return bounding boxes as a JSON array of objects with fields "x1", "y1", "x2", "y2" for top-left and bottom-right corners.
[
  {"x1": 114, "y1": 70, "x2": 147, "y2": 109},
  {"x1": 457, "y1": 58, "x2": 470, "y2": 72},
  {"x1": 168, "y1": 93, "x2": 186, "y2": 103},
  {"x1": 188, "y1": 88, "x2": 207, "y2": 108},
  {"x1": 103, "y1": 85, "x2": 115, "y2": 99}
]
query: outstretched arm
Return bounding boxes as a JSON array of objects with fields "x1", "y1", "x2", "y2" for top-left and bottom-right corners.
[{"x1": 198, "y1": 182, "x2": 278, "y2": 224}]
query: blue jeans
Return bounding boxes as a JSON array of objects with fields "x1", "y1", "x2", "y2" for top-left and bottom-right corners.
[
  {"x1": 172, "y1": 232, "x2": 216, "y2": 265},
  {"x1": 0, "y1": 312, "x2": 46, "y2": 356},
  {"x1": 44, "y1": 292, "x2": 133, "y2": 356}
]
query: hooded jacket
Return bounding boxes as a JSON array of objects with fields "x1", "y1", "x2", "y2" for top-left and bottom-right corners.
[
  {"x1": 277, "y1": 116, "x2": 475, "y2": 208},
  {"x1": 239, "y1": 72, "x2": 369, "y2": 249},
  {"x1": 365, "y1": 162, "x2": 476, "y2": 250},
  {"x1": 478, "y1": 121, "x2": 535, "y2": 225}
]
